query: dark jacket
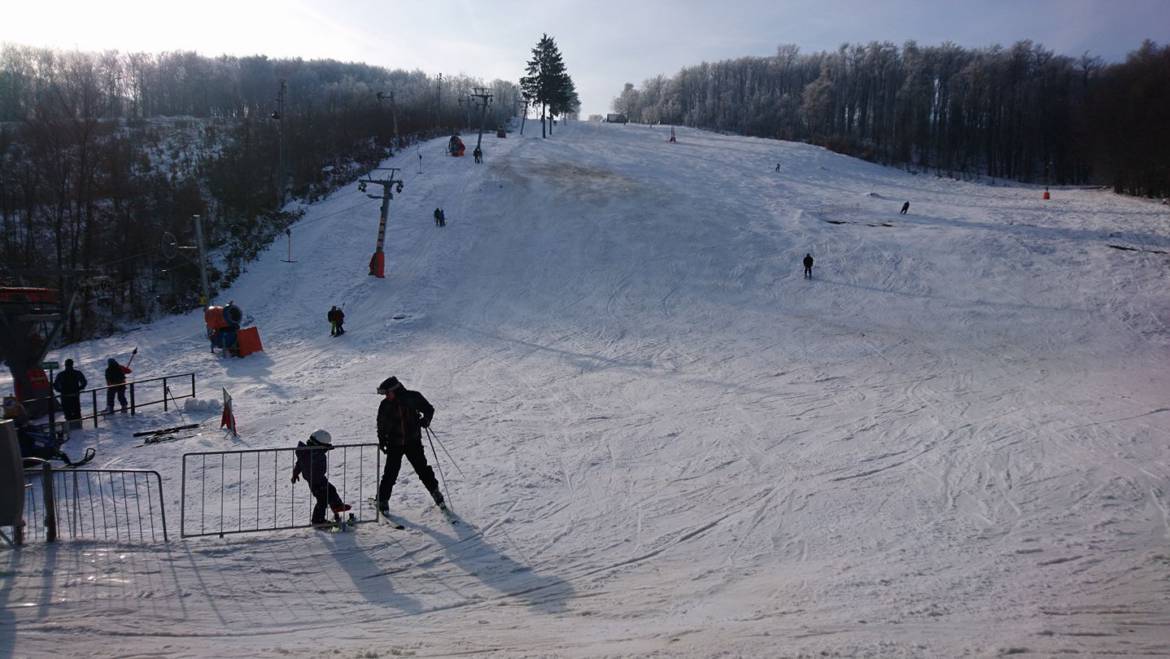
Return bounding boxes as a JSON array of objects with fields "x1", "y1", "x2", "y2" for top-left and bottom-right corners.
[
  {"x1": 803, "y1": 255, "x2": 814, "y2": 268},
  {"x1": 328, "y1": 307, "x2": 343, "y2": 323},
  {"x1": 377, "y1": 389, "x2": 434, "y2": 450},
  {"x1": 53, "y1": 367, "x2": 87, "y2": 395},
  {"x1": 291, "y1": 441, "x2": 331, "y2": 486},
  {"x1": 105, "y1": 359, "x2": 131, "y2": 386}
]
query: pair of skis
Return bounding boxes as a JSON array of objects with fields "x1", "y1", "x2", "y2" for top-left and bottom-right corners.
[
  {"x1": 367, "y1": 498, "x2": 458, "y2": 529},
  {"x1": 133, "y1": 423, "x2": 200, "y2": 447},
  {"x1": 314, "y1": 512, "x2": 357, "y2": 533}
]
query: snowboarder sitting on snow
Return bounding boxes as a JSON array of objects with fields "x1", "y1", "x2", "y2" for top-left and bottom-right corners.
[
  {"x1": 291, "y1": 429, "x2": 351, "y2": 526},
  {"x1": 900, "y1": 201, "x2": 910, "y2": 215},
  {"x1": 103, "y1": 357, "x2": 132, "y2": 414},
  {"x1": 327, "y1": 305, "x2": 345, "y2": 336},
  {"x1": 375, "y1": 376, "x2": 444, "y2": 514},
  {"x1": 803, "y1": 253, "x2": 814, "y2": 279}
]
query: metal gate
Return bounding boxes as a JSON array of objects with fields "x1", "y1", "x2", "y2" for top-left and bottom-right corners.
[{"x1": 180, "y1": 443, "x2": 381, "y2": 537}]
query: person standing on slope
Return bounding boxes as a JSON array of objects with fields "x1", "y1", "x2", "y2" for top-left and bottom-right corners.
[
  {"x1": 375, "y1": 376, "x2": 445, "y2": 514},
  {"x1": 327, "y1": 305, "x2": 345, "y2": 336},
  {"x1": 900, "y1": 201, "x2": 910, "y2": 215},
  {"x1": 803, "y1": 253, "x2": 815, "y2": 279},
  {"x1": 52, "y1": 359, "x2": 87, "y2": 429},
  {"x1": 103, "y1": 357, "x2": 132, "y2": 414},
  {"x1": 291, "y1": 429, "x2": 351, "y2": 526}
]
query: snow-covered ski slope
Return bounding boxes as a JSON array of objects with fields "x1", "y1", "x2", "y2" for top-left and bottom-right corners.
[{"x1": 4, "y1": 121, "x2": 1170, "y2": 657}]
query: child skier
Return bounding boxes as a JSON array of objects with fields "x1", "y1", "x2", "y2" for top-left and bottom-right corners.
[{"x1": 291, "y1": 429, "x2": 351, "y2": 526}]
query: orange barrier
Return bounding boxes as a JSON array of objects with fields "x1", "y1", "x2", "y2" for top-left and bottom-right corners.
[{"x1": 236, "y1": 327, "x2": 263, "y2": 357}]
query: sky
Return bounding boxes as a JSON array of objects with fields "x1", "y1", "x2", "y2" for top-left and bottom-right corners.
[{"x1": 2, "y1": 0, "x2": 1168, "y2": 116}]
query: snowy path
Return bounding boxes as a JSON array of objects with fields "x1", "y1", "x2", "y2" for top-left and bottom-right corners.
[{"x1": 3, "y1": 122, "x2": 1169, "y2": 657}]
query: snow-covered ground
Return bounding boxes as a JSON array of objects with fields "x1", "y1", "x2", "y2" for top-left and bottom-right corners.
[{"x1": 3, "y1": 121, "x2": 1169, "y2": 657}]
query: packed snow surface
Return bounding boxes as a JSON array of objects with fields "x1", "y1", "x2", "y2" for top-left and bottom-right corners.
[{"x1": 3, "y1": 121, "x2": 1170, "y2": 657}]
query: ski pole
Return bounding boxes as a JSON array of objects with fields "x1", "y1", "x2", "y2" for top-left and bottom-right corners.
[
  {"x1": 425, "y1": 426, "x2": 465, "y2": 478},
  {"x1": 424, "y1": 427, "x2": 452, "y2": 509},
  {"x1": 164, "y1": 383, "x2": 182, "y2": 414},
  {"x1": 126, "y1": 346, "x2": 138, "y2": 368}
]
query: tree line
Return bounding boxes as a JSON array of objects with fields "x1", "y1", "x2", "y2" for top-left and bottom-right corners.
[
  {"x1": 612, "y1": 39, "x2": 1170, "y2": 197},
  {"x1": 0, "y1": 45, "x2": 519, "y2": 340}
]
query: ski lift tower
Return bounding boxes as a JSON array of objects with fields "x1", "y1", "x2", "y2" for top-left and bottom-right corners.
[
  {"x1": 359, "y1": 168, "x2": 404, "y2": 278},
  {"x1": 375, "y1": 90, "x2": 400, "y2": 152},
  {"x1": 470, "y1": 87, "x2": 494, "y2": 154}
]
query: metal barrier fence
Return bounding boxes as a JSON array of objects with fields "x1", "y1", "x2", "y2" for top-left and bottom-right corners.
[
  {"x1": 21, "y1": 462, "x2": 168, "y2": 544},
  {"x1": 23, "y1": 372, "x2": 197, "y2": 432},
  {"x1": 181, "y1": 444, "x2": 382, "y2": 538}
]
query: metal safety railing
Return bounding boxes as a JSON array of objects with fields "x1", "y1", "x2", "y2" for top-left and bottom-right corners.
[
  {"x1": 181, "y1": 444, "x2": 382, "y2": 538},
  {"x1": 20, "y1": 462, "x2": 168, "y2": 544},
  {"x1": 23, "y1": 372, "x2": 197, "y2": 431}
]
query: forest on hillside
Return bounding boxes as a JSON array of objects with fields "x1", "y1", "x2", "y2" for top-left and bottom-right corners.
[
  {"x1": 0, "y1": 46, "x2": 519, "y2": 339},
  {"x1": 612, "y1": 40, "x2": 1170, "y2": 197}
]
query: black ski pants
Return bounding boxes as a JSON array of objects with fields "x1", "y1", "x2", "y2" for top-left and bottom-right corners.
[
  {"x1": 377, "y1": 439, "x2": 440, "y2": 505},
  {"x1": 106, "y1": 385, "x2": 127, "y2": 410},
  {"x1": 60, "y1": 394, "x2": 82, "y2": 421},
  {"x1": 309, "y1": 480, "x2": 344, "y2": 524}
]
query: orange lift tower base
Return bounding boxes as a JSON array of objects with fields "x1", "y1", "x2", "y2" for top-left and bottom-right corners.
[{"x1": 359, "y1": 168, "x2": 404, "y2": 279}]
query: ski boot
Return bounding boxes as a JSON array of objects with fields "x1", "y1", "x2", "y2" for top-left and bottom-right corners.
[{"x1": 429, "y1": 489, "x2": 447, "y2": 512}]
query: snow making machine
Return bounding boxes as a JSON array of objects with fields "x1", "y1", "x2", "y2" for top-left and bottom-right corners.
[
  {"x1": 448, "y1": 134, "x2": 466, "y2": 157},
  {"x1": 205, "y1": 302, "x2": 263, "y2": 358}
]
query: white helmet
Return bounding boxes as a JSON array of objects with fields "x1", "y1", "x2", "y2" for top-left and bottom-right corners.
[{"x1": 309, "y1": 429, "x2": 332, "y2": 446}]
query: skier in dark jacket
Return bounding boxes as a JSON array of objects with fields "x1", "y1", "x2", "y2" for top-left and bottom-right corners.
[
  {"x1": 291, "y1": 429, "x2": 351, "y2": 525},
  {"x1": 327, "y1": 305, "x2": 345, "y2": 336},
  {"x1": 473, "y1": 146, "x2": 483, "y2": 164},
  {"x1": 52, "y1": 359, "x2": 87, "y2": 427},
  {"x1": 900, "y1": 201, "x2": 910, "y2": 215},
  {"x1": 103, "y1": 357, "x2": 132, "y2": 414},
  {"x1": 803, "y1": 253, "x2": 814, "y2": 279},
  {"x1": 375, "y1": 376, "x2": 443, "y2": 514}
]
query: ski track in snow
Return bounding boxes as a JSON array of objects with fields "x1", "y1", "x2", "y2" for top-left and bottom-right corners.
[{"x1": 3, "y1": 122, "x2": 1170, "y2": 657}]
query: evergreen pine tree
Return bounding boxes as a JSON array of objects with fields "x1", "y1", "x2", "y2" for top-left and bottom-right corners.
[{"x1": 520, "y1": 34, "x2": 578, "y2": 138}]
